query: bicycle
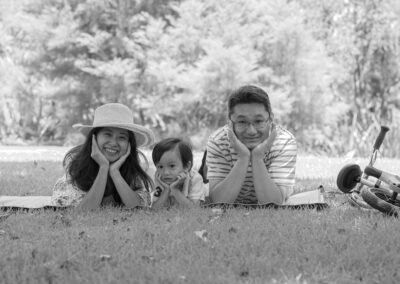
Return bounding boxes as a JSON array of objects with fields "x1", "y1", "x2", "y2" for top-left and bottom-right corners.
[{"x1": 336, "y1": 126, "x2": 400, "y2": 216}]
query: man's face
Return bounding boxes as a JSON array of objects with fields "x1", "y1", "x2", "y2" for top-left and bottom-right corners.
[{"x1": 230, "y1": 103, "x2": 271, "y2": 150}]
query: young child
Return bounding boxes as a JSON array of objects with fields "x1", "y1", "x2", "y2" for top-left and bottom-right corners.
[
  {"x1": 51, "y1": 103, "x2": 154, "y2": 210},
  {"x1": 151, "y1": 138, "x2": 208, "y2": 209}
]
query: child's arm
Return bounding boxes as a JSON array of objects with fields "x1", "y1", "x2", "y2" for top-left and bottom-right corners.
[
  {"x1": 170, "y1": 189, "x2": 195, "y2": 207},
  {"x1": 151, "y1": 186, "x2": 170, "y2": 209},
  {"x1": 150, "y1": 174, "x2": 171, "y2": 209},
  {"x1": 169, "y1": 173, "x2": 197, "y2": 208},
  {"x1": 186, "y1": 171, "x2": 208, "y2": 204}
]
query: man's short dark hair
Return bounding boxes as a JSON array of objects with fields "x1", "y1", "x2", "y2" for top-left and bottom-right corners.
[{"x1": 228, "y1": 85, "x2": 273, "y2": 119}]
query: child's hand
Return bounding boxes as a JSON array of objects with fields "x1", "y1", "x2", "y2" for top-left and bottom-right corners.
[
  {"x1": 170, "y1": 172, "x2": 188, "y2": 196},
  {"x1": 153, "y1": 172, "x2": 170, "y2": 198}
]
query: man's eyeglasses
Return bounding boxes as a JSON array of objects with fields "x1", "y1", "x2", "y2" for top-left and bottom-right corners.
[{"x1": 231, "y1": 119, "x2": 271, "y2": 131}]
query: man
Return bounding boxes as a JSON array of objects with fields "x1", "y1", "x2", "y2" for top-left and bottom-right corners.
[{"x1": 206, "y1": 85, "x2": 296, "y2": 205}]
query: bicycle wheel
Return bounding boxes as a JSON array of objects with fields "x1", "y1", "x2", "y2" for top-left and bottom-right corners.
[
  {"x1": 361, "y1": 187, "x2": 400, "y2": 216},
  {"x1": 336, "y1": 164, "x2": 362, "y2": 193}
]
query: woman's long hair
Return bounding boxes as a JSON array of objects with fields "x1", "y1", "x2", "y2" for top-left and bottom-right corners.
[{"x1": 64, "y1": 128, "x2": 153, "y2": 204}]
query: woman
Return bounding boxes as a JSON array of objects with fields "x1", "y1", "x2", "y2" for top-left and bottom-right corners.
[{"x1": 51, "y1": 103, "x2": 154, "y2": 210}]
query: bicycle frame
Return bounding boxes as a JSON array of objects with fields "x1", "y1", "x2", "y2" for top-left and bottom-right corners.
[
  {"x1": 363, "y1": 165, "x2": 400, "y2": 195},
  {"x1": 354, "y1": 126, "x2": 389, "y2": 194},
  {"x1": 336, "y1": 126, "x2": 400, "y2": 215}
]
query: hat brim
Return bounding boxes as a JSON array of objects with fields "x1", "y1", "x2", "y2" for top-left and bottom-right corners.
[{"x1": 73, "y1": 123, "x2": 155, "y2": 148}]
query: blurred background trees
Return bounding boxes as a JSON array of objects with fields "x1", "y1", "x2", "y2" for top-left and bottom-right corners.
[{"x1": 1, "y1": 0, "x2": 400, "y2": 157}]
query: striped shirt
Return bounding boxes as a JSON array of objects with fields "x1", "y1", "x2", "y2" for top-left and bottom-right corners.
[{"x1": 206, "y1": 125, "x2": 297, "y2": 204}]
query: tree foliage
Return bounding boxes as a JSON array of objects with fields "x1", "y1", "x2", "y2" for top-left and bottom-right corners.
[{"x1": 1, "y1": 0, "x2": 400, "y2": 156}]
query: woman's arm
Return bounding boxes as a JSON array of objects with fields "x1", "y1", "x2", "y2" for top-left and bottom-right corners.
[
  {"x1": 77, "y1": 135, "x2": 110, "y2": 210},
  {"x1": 109, "y1": 144, "x2": 146, "y2": 208},
  {"x1": 110, "y1": 170, "x2": 146, "y2": 208},
  {"x1": 77, "y1": 165, "x2": 109, "y2": 210}
]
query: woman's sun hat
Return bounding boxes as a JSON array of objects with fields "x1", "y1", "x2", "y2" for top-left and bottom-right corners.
[{"x1": 73, "y1": 103, "x2": 155, "y2": 147}]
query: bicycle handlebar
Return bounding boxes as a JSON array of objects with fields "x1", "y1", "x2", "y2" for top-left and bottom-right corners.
[
  {"x1": 364, "y1": 165, "x2": 383, "y2": 179},
  {"x1": 373, "y1": 126, "x2": 389, "y2": 150}
]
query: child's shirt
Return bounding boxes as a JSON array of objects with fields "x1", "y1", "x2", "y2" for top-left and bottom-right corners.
[{"x1": 150, "y1": 168, "x2": 208, "y2": 207}]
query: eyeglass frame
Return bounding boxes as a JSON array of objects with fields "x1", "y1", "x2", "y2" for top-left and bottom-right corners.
[{"x1": 230, "y1": 117, "x2": 272, "y2": 132}]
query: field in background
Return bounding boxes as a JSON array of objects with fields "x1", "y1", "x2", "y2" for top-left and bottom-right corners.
[
  {"x1": 2, "y1": 145, "x2": 400, "y2": 178},
  {"x1": 1, "y1": 146, "x2": 400, "y2": 283}
]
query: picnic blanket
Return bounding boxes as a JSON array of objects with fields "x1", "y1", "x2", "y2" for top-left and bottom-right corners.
[
  {"x1": 0, "y1": 196, "x2": 62, "y2": 210},
  {"x1": 0, "y1": 189, "x2": 328, "y2": 210},
  {"x1": 204, "y1": 189, "x2": 328, "y2": 210}
]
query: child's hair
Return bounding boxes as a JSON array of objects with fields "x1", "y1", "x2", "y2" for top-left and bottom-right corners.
[
  {"x1": 64, "y1": 127, "x2": 153, "y2": 204},
  {"x1": 152, "y1": 138, "x2": 193, "y2": 170}
]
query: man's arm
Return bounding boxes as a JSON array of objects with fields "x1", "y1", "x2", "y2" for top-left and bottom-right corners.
[
  {"x1": 252, "y1": 157, "x2": 283, "y2": 204},
  {"x1": 207, "y1": 126, "x2": 250, "y2": 203},
  {"x1": 209, "y1": 155, "x2": 250, "y2": 203},
  {"x1": 252, "y1": 130, "x2": 297, "y2": 205}
]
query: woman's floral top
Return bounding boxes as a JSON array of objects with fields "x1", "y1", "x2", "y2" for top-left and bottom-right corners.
[{"x1": 51, "y1": 174, "x2": 150, "y2": 207}]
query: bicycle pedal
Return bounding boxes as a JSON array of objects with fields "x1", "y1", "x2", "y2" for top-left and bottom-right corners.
[{"x1": 348, "y1": 192, "x2": 374, "y2": 210}]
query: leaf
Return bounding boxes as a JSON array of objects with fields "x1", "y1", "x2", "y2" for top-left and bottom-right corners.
[
  {"x1": 0, "y1": 213, "x2": 11, "y2": 222},
  {"x1": 99, "y1": 254, "x2": 112, "y2": 261},
  {"x1": 141, "y1": 255, "x2": 156, "y2": 263},
  {"x1": 228, "y1": 227, "x2": 238, "y2": 233},
  {"x1": 194, "y1": 230, "x2": 209, "y2": 242}
]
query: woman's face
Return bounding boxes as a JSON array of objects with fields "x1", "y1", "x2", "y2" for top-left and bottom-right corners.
[
  {"x1": 96, "y1": 127, "x2": 130, "y2": 163},
  {"x1": 155, "y1": 147, "x2": 188, "y2": 185}
]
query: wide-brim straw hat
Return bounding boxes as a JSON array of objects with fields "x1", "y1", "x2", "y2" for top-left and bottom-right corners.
[{"x1": 73, "y1": 103, "x2": 155, "y2": 148}]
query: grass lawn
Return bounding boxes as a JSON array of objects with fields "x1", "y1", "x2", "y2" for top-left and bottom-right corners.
[{"x1": 1, "y1": 147, "x2": 400, "y2": 283}]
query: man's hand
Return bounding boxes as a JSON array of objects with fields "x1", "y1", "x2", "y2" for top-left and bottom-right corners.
[
  {"x1": 227, "y1": 121, "x2": 250, "y2": 158},
  {"x1": 110, "y1": 143, "x2": 131, "y2": 173},
  {"x1": 91, "y1": 135, "x2": 109, "y2": 167},
  {"x1": 252, "y1": 123, "x2": 277, "y2": 159}
]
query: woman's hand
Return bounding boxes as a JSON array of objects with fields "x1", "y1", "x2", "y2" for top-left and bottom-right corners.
[
  {"x1": 91, "y1": 135, "x2": 109, "y2": 168},
  {"x1": 227, "y1": 121, "x2": 250, "y2": 158},
  {"x1": 252, "y1": 123, "x2": 277, "y2": 159},
  {"x1": 110, "y1": 143, "x2": 131, "y2": 174}
]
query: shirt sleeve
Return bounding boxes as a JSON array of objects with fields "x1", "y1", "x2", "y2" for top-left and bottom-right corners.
[
  {"x1": 149, "y1": 178, "x2": 164, "y2": 205},
  {"x1": 268, "y1": 136, "x2": 297, "y2": 200},
  {"x1": 132, "y1": 177, "x2": 151, "y2": 207},
  {"x1": 135, "y1": 189, "x2": 151, "y2": 207},
  {"x1": 206, "y1": 132, "x2": 232, "y2": 181},
  {"x1": 51, "y1": 175, "x2": 86, "y2": 207},
  {"x1": 187, "y1": 171, "x2": 208, "y2": 202}
]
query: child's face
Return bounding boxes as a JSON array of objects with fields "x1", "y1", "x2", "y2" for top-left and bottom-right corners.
[{"x1": 156, "y1": 147, "x2": 188, "y2": 185}]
